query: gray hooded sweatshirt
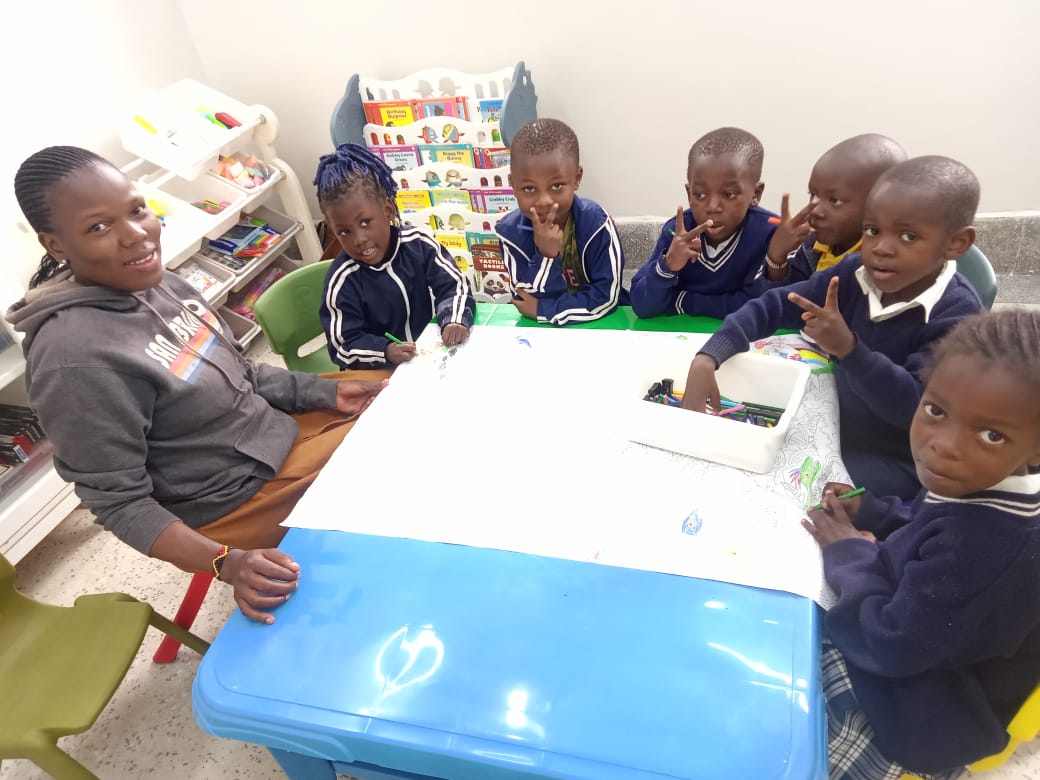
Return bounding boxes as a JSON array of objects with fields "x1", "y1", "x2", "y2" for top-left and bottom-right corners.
[{"x1": 6, "y1": 271, "x2": 339, "y2": 554}]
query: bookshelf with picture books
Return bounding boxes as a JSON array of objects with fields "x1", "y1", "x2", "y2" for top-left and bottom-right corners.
[{"x1": 329, "y1": 63, "x2": 537, "y2": 302}]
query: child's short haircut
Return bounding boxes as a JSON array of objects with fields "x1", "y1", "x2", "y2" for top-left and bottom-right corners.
[
  {"x1": 923, "y1": 308, "x2": 1040, "y2": 391},
  {"x1": 509, "y1": 118, "x2": 580, "y2": 165},
  {"x1": 314, "y1": 143, "x2": 397, "y2": 208},
  {"x1": 875, "y1": 155, "x2": 980, "y2": 230},
  {"x1": 687, "y1": 127, "x2": 764, "y2": 180}
]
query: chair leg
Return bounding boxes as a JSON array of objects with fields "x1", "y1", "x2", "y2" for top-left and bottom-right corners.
[
  {"x1": 22, "y1": 743, "x2": 100, "y2": 780},
  {"x1": 149, "y1": 609, "x2": 211, "y2": 657},
  {"x1": 152, "y1": 572, "x2": 214, "y2": 663}
]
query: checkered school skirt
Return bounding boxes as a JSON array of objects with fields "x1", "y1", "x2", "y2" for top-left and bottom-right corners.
[{"x1": 823, "y1": 639, "x2": 966, "y2": 780}]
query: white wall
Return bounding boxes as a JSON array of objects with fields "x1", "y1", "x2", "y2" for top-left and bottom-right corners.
[
  {"x1": 0, "y1": 2, "x2": 206, "y2": 298},
  {"x1": 3, "y1": 0, "x2": 1037, "y2": 298},
  {"x1": 176, "y1": 0, "x2": 1040, "y2": 220}
]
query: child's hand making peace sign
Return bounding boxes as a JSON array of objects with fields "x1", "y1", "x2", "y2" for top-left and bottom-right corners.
[
  {"x1": 787, "y1": 276, "x2": 856, "y2": 358},
  {"x1": 665, "y1": 206, "x2": 713, "y2": 273}
]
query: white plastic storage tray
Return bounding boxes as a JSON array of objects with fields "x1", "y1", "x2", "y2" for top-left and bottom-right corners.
[
  {"x1": 218, "y1": 306, "x2": 261, "y2": 349},
  {"x1": 171, "y1": 255, "x2": 234, "y2": 307},
  {"x1": 624, "y1": 344, "x2": 811, "y2": 473},
  {"x1": 120, "y1": 79, "x2": 262, "y2": 180},
  {"x1": 138, "y1": 183, "x2": 210, "y2": 269},
  {"x1": 152, "y1": 173, "x2": 247, "y2": 240}
]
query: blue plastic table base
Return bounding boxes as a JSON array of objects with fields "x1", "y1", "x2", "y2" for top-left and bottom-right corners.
[{"x1": 195, "y1": 530, "x2": 826, "y2": 779}]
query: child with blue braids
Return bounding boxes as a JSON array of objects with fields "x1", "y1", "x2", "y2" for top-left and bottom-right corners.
[{"x1": 315, "y1": 143, "x2": 475, "y2": 368}]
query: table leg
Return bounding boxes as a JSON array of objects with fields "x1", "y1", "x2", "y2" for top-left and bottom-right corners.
[{"x1": 268, "y1": 747, "x2": 337, "y2": 780}]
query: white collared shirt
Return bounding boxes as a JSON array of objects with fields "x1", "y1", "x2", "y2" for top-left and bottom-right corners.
[{"x1": 854, "y1": 260, "x2": 957, "y2": 324}]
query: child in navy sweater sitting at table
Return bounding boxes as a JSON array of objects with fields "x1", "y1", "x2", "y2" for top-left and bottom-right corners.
[
  {"x1": 684, "y1": 156, "x2": 983, "y2": 500},
  {"x1": 760, "y1": 133, "x2": 906, "y2": 288},
  {"x1": 316, "y1": 144, "x2": 475, "y2": 369},
  {"x1": 631, "y1": 127, "x2": 779, "y2": 319},
  {"x1": 804, "y1": 308, "x2": 1040, "y2": 779},
  {"x1": 495, "y1": 118, "x2": 628, "y2": 325}
]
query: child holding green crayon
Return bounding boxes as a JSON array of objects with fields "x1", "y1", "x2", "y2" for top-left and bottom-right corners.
[{"x1": 315, "y1": 144, "x2": 475, "y2": 369}]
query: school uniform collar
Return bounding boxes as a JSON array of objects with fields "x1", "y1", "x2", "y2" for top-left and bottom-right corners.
[
  {"x1": 854, "y1": 260, "x2": 956, "y2": 324},
  {"x1": 813, "y1": 238, "x2": 861, "y2": 272}
]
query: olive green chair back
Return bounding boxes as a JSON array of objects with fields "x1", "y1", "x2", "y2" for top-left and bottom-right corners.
[{"x1": 0, "y1": 554, "x2": 208, "y2": 779}]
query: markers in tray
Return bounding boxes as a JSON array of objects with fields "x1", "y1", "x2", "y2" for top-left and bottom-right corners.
[{"x1": 642, "y1": 378, "x2": 784, "y2": 427}]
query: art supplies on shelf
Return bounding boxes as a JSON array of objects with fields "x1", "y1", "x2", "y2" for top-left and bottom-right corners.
[
  {"x1": 210, "y1": 154, "x2": 281, "y2": 191},
  {"x1": 120, "y1": 79, "x2": 263, "y2": 180},
  {"x1": 172, "y1": 256, "x2": 234, "y2": 304},
  {"x1": 226, "y1": 265, "x2": 287, "y2": 321}
]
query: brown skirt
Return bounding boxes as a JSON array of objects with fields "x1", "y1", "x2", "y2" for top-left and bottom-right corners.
[{"x1": 197, "y1": 369, "x2": 390, "y2": 549}]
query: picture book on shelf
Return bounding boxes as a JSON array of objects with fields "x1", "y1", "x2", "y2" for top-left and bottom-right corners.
[
  {"x1": 434, "y1": 232, "x2": 469, "y2": 253},
  {"x1": 476, "y1": 99, "x2": 503, "y2": 123},
  {"x1": 363, "y1": 100, "x2": 416, "y2": 127},
  {"x1": 411, "y1": 96, "x2": 470, "y2": 121},
  {"x1": 469, "y1": 238, "x2": 511, "y2": 302},
  {"x1": 474, "y1": 147, "x2": 511, "y2": 169},
  {"x1": 430, "y1": 188, "x2": 474, "y2": 210},
  {"x1": 418, "y1": 143, "x2": 475, "y2": 168},
  {"x1": 377, "y1": 145, "x2": 422, "y2": 171},
  {"x1": 395, "y1": 190, "x2": 433, "y2": 214},
  {"x1": 446, "y1": 249, "x2": 477, "y2": 287},
  {"x1": 470, "y1": 188, "x2": 517, "y2": 214}
]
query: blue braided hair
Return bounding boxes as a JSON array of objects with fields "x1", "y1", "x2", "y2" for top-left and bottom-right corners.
[{"x1": 313, "y1": 143, "x2": 398, "y2": 209}]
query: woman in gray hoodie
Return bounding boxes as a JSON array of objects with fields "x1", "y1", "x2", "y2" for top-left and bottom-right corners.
[{"x1": 7, "y1": 146, "x2": 388, "y2": 624}]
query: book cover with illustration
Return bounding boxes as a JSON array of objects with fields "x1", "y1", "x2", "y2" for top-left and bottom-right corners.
[
  {"x1": 445, "y1": 249, "x2": 477, "y2": 289},
  {"x1": 411, "y1": 96, "x2": 470, "y2": 121},
  {"x1": 418, "y1": 143, "x2": 475, "y2": 168},
  {"x1": 434, "y1": 232, "x2": 469, "y2": 254},
  {"x1": 377, "y1": 145, "x2": 422, "y2": 171},
  {"x1": 363, "y1": 100, "x2": 416, "y2": 127},
  {"x1": 395, "y1": 189, "x2": 432, "y2": 214},
  {"x1": 468, "y1": 237, "x2": 511, "y2": 302},
  {"x1": 470, "y1": 188, "x2": 517, "y2": 214},
  {"x1": 473, "y1": 146, "x2": 511, "y2": 169},
  {"x1": 476, "y1": 99, "x2": 503, "y2": 123},
  {"x1": 430, "y1": 188, "x2": 475, "y2": 210}
]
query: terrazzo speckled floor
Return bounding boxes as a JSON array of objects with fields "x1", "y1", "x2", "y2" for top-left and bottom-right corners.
[{"x1": 5, "y1": 318, "x2": 1040, "y2": 779}]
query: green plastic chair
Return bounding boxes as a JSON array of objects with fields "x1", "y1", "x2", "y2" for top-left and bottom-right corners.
[
  {"x1": 0, "y1": 554, "x2": 209, "y2": 779},
  {"x1": 956, "y1": 245, "x2": 998, "y2": 309},
  {"x1": 252, "y1": 260, "x2": 339, "y2": 373}
]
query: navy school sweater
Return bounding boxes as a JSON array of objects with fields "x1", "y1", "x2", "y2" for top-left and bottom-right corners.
[
  {"x1": 494, "y1": 195, "x2": 628, "y2": 326},
  {"x1": 698, "y1": 255, "x2": 981, "y2": 466},
  {"x1": 320, "y1": 224, "x2": 475, "y2": 369},
  {"x1": 631, "y1": 204, "x2": 778, "y2": 319},
  {"x1": 824, "y1": 474, "x2": 1040, "y2": 772}
]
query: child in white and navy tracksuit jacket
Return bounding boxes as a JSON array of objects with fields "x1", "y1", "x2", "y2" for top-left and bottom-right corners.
[
  {"x1": 495, "y1": 194, "x2": 628, "y2": 325},
  {"x1": 320, "y1": 223, "x2": 474, "y2": 369}
]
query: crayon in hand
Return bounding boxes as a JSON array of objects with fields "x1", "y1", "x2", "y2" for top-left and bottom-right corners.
[
  {"x1": 812, "y1": 487, "x2": 866, "y2": 510},
  {"x1": 384, "y1": 332, "x2": 405, "y2": 345}
]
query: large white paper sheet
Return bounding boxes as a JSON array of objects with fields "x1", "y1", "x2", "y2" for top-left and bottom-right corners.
[{"x1": 285, "y1": 324, "x2": 849, "y2": 607}]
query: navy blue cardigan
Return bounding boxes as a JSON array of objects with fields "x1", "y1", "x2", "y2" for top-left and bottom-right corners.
[
  {"x1": 824, "y1": 475, "x2": 1040, "y2": 771},
  {"x1": 320, "y1": 224, "x2": 475, "y2": 369},
  {"x1": 698, "y1": 255, "x2": 981, "y2": 466},
  {"x1": 631, "y1": 204, "x2": 778, "y2": 319}
]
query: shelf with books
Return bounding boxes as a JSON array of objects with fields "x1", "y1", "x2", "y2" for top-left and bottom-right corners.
[{"x1": 330, "y1": 62, "x2": 537, "y2": 151}]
